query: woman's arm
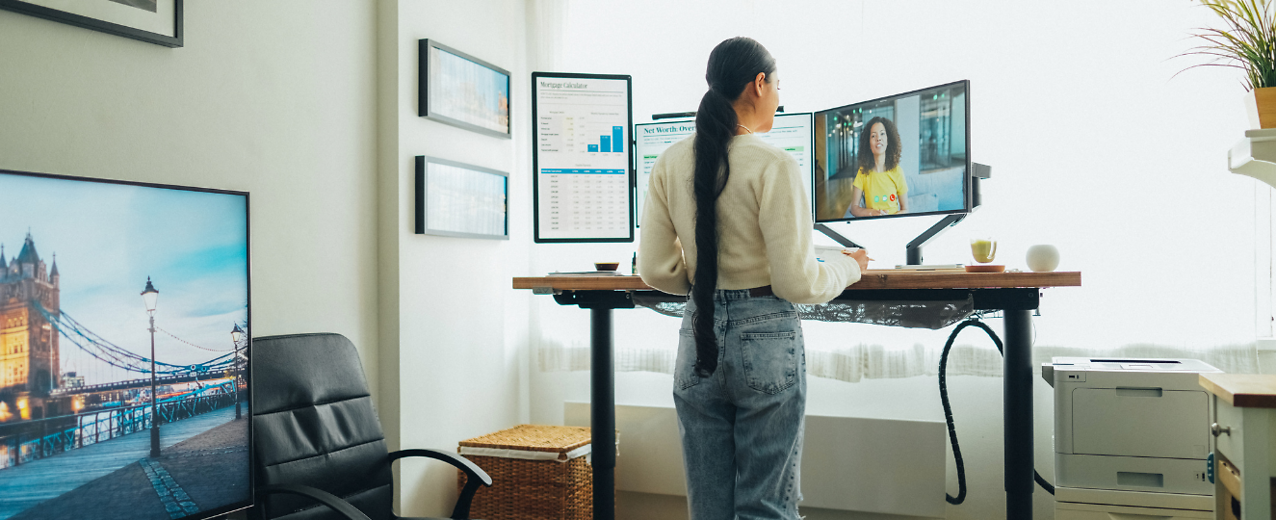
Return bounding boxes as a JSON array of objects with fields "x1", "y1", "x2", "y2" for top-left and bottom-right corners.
[
  {"x1": 848, "y1": 187, "x2": 877, "y2": 217},
  {"x1": 758, "y1": 156, "x2": 862, "y2": 304},
  {"x1": 848, "y1": 186, "x2": 884, "y2": 217},
  {"x1": 898, "y1": 193, "x2": 908, "y2": 213},
  {"x1": 637, "y1": 158, "x2": 691, "y2": 295}
]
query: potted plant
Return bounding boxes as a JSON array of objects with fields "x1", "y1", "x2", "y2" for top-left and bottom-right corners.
[{"x1": 1184, "y1": 0, "x2": 1276, "y2": 128}]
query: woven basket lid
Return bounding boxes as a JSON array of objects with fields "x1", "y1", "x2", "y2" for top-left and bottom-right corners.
[{"x1": 459, "y1": 424, "x2": 592, "y2": 454}]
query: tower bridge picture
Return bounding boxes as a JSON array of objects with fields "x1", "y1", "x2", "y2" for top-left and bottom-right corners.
[{"x1": 0, "y1": 232, "x2": 250, "y2": 520}]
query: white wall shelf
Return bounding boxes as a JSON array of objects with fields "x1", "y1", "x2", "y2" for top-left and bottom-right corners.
[{"x1": 1230, "y1": 128, "x2": 1276, "y2": 189}]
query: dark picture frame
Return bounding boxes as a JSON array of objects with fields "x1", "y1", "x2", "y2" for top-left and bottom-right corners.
[
  {"x1": 0, "y1": 0, "x2": 183, "y2": 48},
  {"x1": 418, "y1": 39, "x2": 512, "y2": 139},
  {"x1": 415, "y1": 156, "x2": 510, "y2": 240}
]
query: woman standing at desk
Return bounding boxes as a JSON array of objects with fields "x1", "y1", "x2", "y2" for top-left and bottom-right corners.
[{"x1": 639, "y1": 37, "x2": 869, "y2": 520}]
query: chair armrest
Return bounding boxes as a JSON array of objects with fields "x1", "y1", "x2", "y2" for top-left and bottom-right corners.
[
  {"x1": 388, "y1": 449, "x2": 492, "y2": 486},
  {"x1": 388, "y1": 449, "x2": 492, "y2": 520},
  {"x1": 258, "y1": 483, "x2": 372, "y2": 520}
]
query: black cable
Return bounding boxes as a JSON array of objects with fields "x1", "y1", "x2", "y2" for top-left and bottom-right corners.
[
  {"x1": 940, "y1": 318, "x2": 1054, "y2": 505},
  {"x1": 1035, "y1": 468, "x2": 1055, "y2": 495}
]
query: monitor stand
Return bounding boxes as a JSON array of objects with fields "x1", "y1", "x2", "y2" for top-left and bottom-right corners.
[
  {"x1": 814, "y1": 214, "x2": 969, "y2": 266},
  {"x1": 905, "y1": 213, "x2": 967, "y2": 265}
]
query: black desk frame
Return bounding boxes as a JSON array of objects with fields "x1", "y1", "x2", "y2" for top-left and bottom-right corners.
[{"x1": 551, "y1": 287, "x2": 1041, "y2": 520}]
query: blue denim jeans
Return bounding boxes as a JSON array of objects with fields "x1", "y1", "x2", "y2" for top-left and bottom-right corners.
[{"x1": 674, "y1": 289, "x2": 806, "y2": 520}]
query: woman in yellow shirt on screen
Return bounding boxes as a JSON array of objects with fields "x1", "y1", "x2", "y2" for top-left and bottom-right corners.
[{"x1": 848, "y1": 116, "x2": 909, "y2": 217}]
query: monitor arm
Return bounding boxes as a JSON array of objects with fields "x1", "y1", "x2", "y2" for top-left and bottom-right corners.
[
  {"x1": 814, "y1": 223, "x2": 863, "y2": 248},
  {"x1": 905, "y1": 213, "x2": 967, "y2": 265},
  {"x1": 904, "y1": 162, "x2": 990, "y2": 265}
]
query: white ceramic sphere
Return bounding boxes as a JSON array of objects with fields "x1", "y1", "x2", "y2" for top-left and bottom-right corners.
[{"x1": 1026, "y1": 244, "x2": 1060, "y2": 272}]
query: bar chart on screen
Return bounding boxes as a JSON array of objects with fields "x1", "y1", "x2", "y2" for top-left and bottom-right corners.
[{"x1": 533, "y1": 73, "x2": 633, "y2": 242}]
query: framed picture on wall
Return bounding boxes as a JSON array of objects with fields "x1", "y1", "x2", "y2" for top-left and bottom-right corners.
[
  {"x1": 415, "y1": 156, "x2": 509, "y2": 240},
  {"x1": 0, "y1": 0, "x2": 182, "y2": 47},
  {"x1": 418, "y1": 39, "x2": 511, "y2": 139}
]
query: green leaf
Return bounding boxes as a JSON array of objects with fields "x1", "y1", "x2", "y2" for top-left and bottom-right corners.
[{"x1": 1180, "y1": 0, "x2": 1276, "y2": 90}]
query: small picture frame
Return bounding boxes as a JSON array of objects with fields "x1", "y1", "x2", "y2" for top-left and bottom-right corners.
[
  {"x1": 418, "y1": 39, "x2": 511, "y2": 139},
  {"x1": 415, "y1": 156, "x2": 509, "y2": 240},
  {"x1": 0, "y1": 0, "x2": 182, "y2": 47}
]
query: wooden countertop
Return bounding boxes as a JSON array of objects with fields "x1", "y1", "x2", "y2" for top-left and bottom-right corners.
[
  {"x1": 1199, "y1": 373, "x2": 1276, "y2": 408},
  {"x1": 513, "y1": 270, "x2": 1081, "y2": 292}
]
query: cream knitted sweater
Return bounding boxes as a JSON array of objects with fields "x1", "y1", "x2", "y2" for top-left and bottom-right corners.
[{"x1": 638, "y1": 133, "x2": 861, "y2": 304}]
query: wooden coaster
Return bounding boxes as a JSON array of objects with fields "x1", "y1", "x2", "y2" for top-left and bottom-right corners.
[{"x1": 965, "y1": 264, "x2": 1005, "y2": 273}]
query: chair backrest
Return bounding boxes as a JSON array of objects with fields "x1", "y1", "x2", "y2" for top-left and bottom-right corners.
[{"x1": 252, "y1": 333, "x2": 393, "y2": 520}]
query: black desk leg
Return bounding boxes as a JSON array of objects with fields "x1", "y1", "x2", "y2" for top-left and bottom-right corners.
[
  {"x1": 1004, "y1": 309, "x2": 1034, "y2": 519},
  {"x1": 590, "y1": 306, "x2": 616, "y2": 520}
]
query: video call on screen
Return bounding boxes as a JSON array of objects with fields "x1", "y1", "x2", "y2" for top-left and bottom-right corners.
[{"x1": 814, "y1": 82, "x2": 968, "y2": 222}]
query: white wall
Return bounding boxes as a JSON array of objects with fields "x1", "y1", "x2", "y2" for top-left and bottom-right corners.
[
  {"x1": 530, "y1": 1, "x2": 1255, "y2": 519},
  {"x1": 377, "y1": 0, "x2": 533, "y2": 516},
  {"x1": 0, "y1": 2, "x2": 380, "y2": 393}
]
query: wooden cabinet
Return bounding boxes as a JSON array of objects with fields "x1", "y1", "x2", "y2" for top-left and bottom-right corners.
[{"x1": 1199, "y1": 374, "x2": 1276, "y2": 519}]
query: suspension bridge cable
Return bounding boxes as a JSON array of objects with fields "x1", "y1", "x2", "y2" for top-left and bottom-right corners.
[
  {"x1": 156, "y1": 326, "x2": 234, "y2": 352},
  {"x1": 30, "y1": 301, "x2": 238, "y2": 377}
]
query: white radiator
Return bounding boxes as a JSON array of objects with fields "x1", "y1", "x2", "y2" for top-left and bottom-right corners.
[{"x1": 565, "y1": 402, "x2": 946, "y2": 518}]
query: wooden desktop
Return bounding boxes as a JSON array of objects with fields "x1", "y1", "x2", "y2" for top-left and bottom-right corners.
[{"x1": 514, "y1": 270, "x2": 1081, "y2": 292}]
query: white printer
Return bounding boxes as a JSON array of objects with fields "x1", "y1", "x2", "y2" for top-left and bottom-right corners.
[{"x1": 1043, "y1": 357, "x2": 1221, "y2": 518}]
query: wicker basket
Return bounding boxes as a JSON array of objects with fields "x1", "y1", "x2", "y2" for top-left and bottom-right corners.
[{"x1": 458, "y1": 424, "x2": 610, "y2": 520}]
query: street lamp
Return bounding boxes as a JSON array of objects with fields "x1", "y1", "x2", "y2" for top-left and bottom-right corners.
[
  {"x1": 141, "y1": 277, "x2": 160, "y2": 458},
  {"x1": 230, "y1": 324, "x2": 243, "y2": 419}
]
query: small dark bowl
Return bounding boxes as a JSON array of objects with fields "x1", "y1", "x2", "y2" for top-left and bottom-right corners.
[{"x1": 594, "y1": 262, "x2": 620, "y2": 272}]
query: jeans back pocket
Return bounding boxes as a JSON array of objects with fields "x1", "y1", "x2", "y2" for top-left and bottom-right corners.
[
  {"x1": 675, "y1": 329, "x2": 702, "y2": 390},
  {"x1": 739, "y1": 331, "x2": 798, "y2": 394}
]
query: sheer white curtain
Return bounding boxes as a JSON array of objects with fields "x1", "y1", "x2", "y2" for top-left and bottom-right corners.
[
  {"x1": 526, "y1": 0, "x2": 567, "y2": 73},
  {"x1": 538, "y1": 313, "x2": 1264, "y2": 381},
  {"x1": 533, "y1": 0, "x2": 1271, "y2": 381}
]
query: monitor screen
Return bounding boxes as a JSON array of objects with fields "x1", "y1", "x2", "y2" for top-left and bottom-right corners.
[
  {"x1": 814, "y1": 80, "x2": 969, "y2": 222},
  {"x1": 532, "y1": 72, "x2": 635, "y2": 243},
  {"x1": 0, "y1": 170, "x2": 251, "y2": 520},
  {"x1": 635, "y1": 112, "x2": 814, "y2": 226}
]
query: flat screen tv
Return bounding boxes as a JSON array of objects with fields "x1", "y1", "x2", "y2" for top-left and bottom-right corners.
[
  {"x1": 0, "y1": 169, "x2": 251, "y2": 520},
  {"x1": 814, "y1": 80, "x2": 970, "y2": 222}
]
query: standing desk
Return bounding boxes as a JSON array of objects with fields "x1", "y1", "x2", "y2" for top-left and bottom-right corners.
[{"x1": 513, "y1": 270, "x2": 1082, "y2": 520}]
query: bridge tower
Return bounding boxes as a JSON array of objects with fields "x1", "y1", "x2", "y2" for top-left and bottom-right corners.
[{"x1": 0, "y1": 233, "x2": 61, "y2": 421}]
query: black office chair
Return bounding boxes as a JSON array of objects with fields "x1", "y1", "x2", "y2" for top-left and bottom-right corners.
[{"x1": 251, "y1": 333, "x2": 492, "y2": 520}]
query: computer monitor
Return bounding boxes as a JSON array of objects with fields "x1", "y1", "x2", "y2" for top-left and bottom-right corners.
[
  {"x1": 814, "y1": 80, "x2": 969, "y2": 222},
  {"x1": 634, "y1": 112, "x2": 815, "y2": 225},
  {"x1": 0, "y1": 169, "x2": 251, "y2": 520}
]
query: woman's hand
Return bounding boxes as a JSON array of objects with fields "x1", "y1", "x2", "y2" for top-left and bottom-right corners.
[{"x1": 844, "y1": 248, "x2": 872, "y2": 272}]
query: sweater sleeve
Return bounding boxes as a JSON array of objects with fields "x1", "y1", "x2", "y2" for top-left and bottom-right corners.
[
  {"x1": 638, "y1": 155, "x2": 691, "y2": 295},
  {"x1": 759, "y1": 154, "x2": 862, "y2": 304}
]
